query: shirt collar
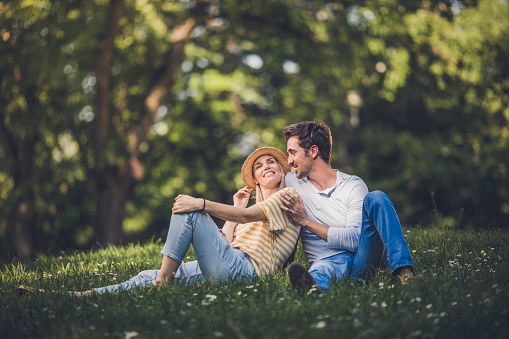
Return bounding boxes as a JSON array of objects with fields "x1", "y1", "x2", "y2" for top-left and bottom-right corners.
[{"x1": 302, "y1": 170, "x2": 343, "y2": 197}]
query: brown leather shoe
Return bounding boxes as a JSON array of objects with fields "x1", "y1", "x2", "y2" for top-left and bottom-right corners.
[
  {"x1": 395, "y1": 266, "x2": 414, "y2": 285},
  {"x1": 287, "y1": 262, "x2": 322, "y2": 295}
]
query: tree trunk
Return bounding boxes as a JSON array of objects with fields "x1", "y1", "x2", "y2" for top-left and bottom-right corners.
[
  {"x1": 92, "y1": 0, "x2": 125, "y2": 246},
  {"x1": 92, "y1": 0, "x2": 207, "y2": 246},
  {"x1": 0, "y1": 110, "x2": 37, "y2": 259},
  {"x1": 93, "y1": 170, "x2": 134, "y2": 245},
  {"x1": 14, "y1": 200, "x2": 33, "y2": 259}
]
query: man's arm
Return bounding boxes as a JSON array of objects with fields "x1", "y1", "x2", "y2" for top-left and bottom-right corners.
[
  {"x1": 280, "y1": 179, "x2": 367, "y2": 252},
  {"x1": 326, "y1": 182, "x2": 366, "y2": 252},
  {"x1": 279, "y1": 194, "x2": 329, "y2": 240}
]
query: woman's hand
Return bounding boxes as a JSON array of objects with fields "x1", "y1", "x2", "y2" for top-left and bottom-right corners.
[
  {"x1": 172, "y1": 195, "x2": 203, "y2": 214},
  {"x1": 232, "y1": 186, "x2": 253, "y2": 208}
]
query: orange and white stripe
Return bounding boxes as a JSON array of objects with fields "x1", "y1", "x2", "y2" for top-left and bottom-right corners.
[{"x1": 230, "y1": 187, "x2": 301, "y2": 276}]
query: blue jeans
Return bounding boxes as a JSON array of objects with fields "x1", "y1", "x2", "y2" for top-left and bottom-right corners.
[
  {"x1": 94, "y1": 212, "x2": 256, "y2": 294},
  {"x1": 309, "y1": 252, "x2": 354, "y2": 293},
  {"x1": 309, "y1": 191, "x2": 414, "y2": 292}
]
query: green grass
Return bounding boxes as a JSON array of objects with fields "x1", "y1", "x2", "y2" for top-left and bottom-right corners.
[{"x1": 1, "y1": 227, "x2": 509, "y2": 338}]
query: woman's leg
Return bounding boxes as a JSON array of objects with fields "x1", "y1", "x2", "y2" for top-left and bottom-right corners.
[
  {"x1": 93, "y1": 270, "x2": 160, "y2": 294},
  {"x1": 93, "y1": 260, "x2": 205, "y2": 294},
  {"x1": 155, "y1": 212, "x2": 255, "y2": 285},
  {"x1": 350, "y1": 191, "x2": 414, "y2": 283}
]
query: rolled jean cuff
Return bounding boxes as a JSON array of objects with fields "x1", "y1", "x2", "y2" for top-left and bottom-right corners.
[
  {"x1": 160, "y1": 250, "x2": 183, "y2": 265},
  {"x1": 390, "y1": 262, "x2": 414, "y2": 275}
]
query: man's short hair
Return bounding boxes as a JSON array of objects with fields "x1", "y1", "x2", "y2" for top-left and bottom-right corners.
[{"x1": 283, "y1": 121, "x2": 332, "y2": 163}]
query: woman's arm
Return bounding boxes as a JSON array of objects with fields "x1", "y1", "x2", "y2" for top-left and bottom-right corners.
[
  {"x1": 222, "y1": 221, "x2": 237, "y2": 243},
  {"x1": 205, "y1": 200, "x2": 267, "y2": 224},
  {"x1": 171, "y1": 187, "x2": 267, "y2": 225},
  {"x1": 222, "y1": 187, "x2": 252, "y2": 243}
]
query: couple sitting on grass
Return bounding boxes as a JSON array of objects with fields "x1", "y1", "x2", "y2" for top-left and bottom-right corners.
[{"x1": 20, "y1": 121, "x2": 414, "y2": 296}]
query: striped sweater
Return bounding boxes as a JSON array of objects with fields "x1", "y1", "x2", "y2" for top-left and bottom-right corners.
[{"x1": 230, "y1": 187, "x2": 301, "y2": 276}]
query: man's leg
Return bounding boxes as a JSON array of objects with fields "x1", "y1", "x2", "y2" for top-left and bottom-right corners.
[
  {"x1": 309, "y1": 253, "x2": 353, "y2": 292},
  {"x1": 288, "y1": 252, "x2": 353, "y2": 293},
  {"x1": 350, "y1": 191, "x2": 414, "y2": 283}
]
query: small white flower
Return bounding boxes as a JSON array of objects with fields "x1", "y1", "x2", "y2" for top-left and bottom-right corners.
[
  {"x1": 426, "y1": 304, "x2": 433, "y2": 309},
  {"x1": 124, "y1": 331, "x2": 139, "y2": 339},
  {"x1": 315, "y1": 321, "x2": 327, "y2": 329},
  {"x1": 205, "y1": 294, "x2": 217, "y2": 301}
]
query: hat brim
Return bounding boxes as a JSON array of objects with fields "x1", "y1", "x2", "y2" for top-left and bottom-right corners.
[{"x1": 241, "y1": 147, "x2": 290, "y2": 190}]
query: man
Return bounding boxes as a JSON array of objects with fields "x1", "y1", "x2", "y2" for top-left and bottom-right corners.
[{"x1": 279, "y1": 121, "x2": 413, "y2": 293}]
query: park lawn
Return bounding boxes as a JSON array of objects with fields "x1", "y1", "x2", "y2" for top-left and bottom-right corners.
[{"x1": 1, "y1": 226, "x2": 508, "y2": 338}]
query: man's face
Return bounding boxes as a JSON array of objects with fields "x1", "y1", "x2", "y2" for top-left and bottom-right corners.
[{"x1": 287, "y1": 136, "x2": 313, "y2": 179}]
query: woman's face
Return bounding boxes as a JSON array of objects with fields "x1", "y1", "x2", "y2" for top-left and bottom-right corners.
[{"x1": 253, "y1": 155, "x2": 282, "y2": 189}]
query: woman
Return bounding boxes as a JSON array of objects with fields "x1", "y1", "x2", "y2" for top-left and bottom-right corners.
[{"x1": 19, "y1": 147, "x2": 300, "y2": 295}]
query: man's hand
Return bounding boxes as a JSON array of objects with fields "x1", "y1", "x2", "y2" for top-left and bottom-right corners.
[
  {"x1": 172, "y1": 194, "x2": 203, "y2": 214},
  {"x1": 279, "y1": 191, "x2": 308, "y2": 226}
]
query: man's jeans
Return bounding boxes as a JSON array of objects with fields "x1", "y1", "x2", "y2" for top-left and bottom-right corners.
[
  {"x1": 94, "y1": 212, "x2": 256, "y2": 294},
  {"x1": 309, "y1": 191, "x2": 414, "y2": 293}
]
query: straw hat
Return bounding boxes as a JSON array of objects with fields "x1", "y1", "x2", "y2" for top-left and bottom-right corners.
[{"x1": 241, "y1": 147, "x2": 290, "y2": 189}]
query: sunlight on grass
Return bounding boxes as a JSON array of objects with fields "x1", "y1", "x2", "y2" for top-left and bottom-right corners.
[{"x1": 1, "y1": 227, "x2": 508, "y2": 338}]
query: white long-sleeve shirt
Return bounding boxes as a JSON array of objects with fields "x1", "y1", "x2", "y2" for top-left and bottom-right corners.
[{"x1": 285, "y1": 170, "x2": 368, "y2": 265}]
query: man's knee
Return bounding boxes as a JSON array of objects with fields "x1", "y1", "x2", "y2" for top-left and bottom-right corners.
[
  {"x1": 309, "y1": 261, "x2": 335, "y2": 279},
  {"x1": 363, "y1": 190, "x2": 390, "y2": 209}
]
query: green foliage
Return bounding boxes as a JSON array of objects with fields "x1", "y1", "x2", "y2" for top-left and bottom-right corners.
[
  {"x1": 1, "y1": 0, "x2": 509, "y2": 257},
  {"x1": 1, "y1": 227, "x2": 508, "y2": 338}
]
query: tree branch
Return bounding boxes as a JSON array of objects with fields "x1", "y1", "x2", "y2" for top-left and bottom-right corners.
[{"x1": 128, "y1": 7, "x2": 208, "y2": 156}]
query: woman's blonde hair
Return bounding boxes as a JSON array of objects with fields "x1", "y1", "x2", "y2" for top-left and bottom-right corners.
[{"x1": 254, "y1": 161, "x2": 286, "y2": 203}]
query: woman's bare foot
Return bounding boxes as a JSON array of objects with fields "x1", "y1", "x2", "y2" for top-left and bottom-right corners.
[
  {"x1": 68, "y1": 290, "x2": 95, "y2": 297},
  {"x1": 17, "y1": 285, "x2": 43, "y2": 295},
  {"x1": 18, "y1": 285, "x2": 94, "y2": 297}
]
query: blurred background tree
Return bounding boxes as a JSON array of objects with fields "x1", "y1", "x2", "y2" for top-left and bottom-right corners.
[{"x1": 1, "y1": 0, "x2": 508, "y2": 260}]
